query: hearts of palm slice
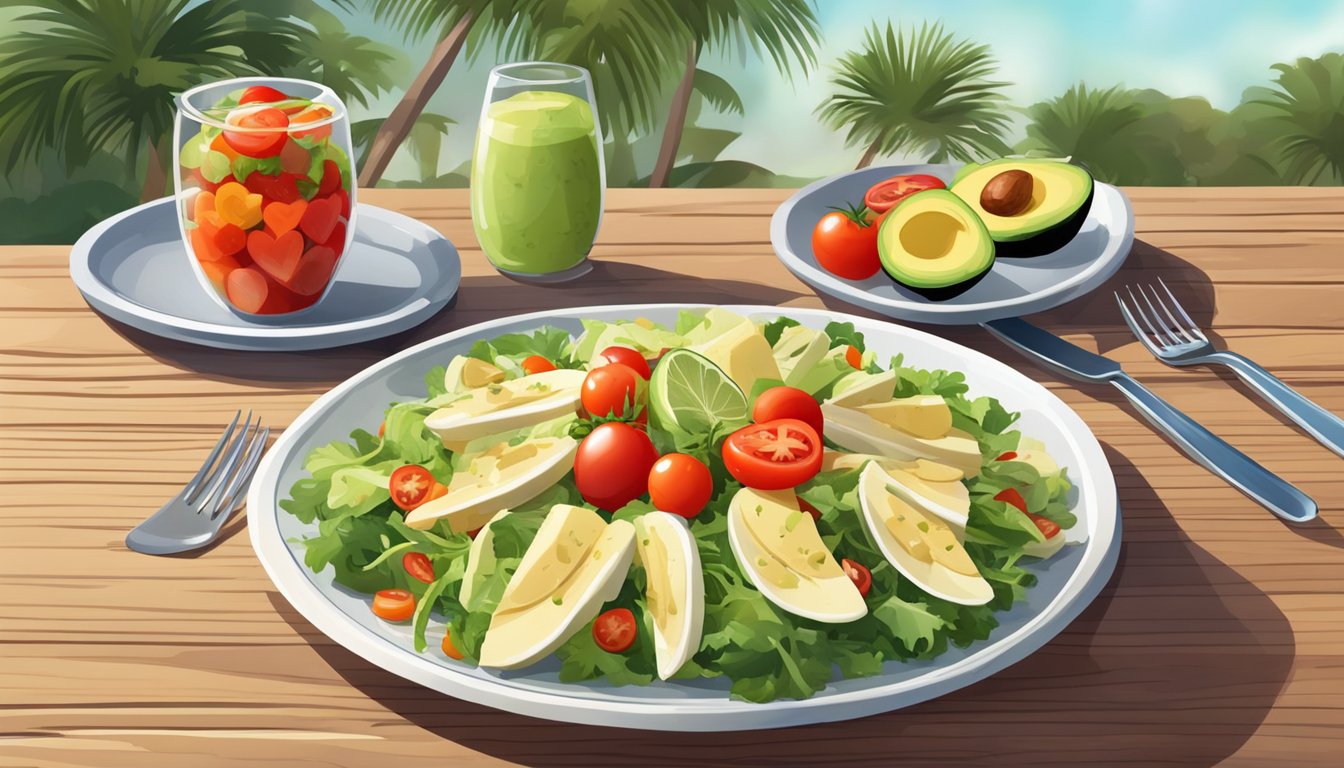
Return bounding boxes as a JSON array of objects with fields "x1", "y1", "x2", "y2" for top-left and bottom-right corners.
[
  {"x1": 263, "y1": 199, "x2": 307, "y2": 236},
  {"x1": 247, "y1": 229, "x2": 304, "y2": 283}
]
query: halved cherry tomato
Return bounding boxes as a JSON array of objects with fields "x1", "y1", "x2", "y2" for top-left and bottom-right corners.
[
  {"x1": 841, "y1": 558, "x2": 872, "y2": 597},
  {"x1": 371, "y1": 589, "x2": 415, "y2": 622},
  {"x1": 222, "y1": 106, "x2": 289, "y2": 158},
  {"x1": 994, "y1": 487, "x2": 1028, "y2": 514},
  {"x1": 389, "y1": 464, "x2": 435, "y2": 511},
  {"x1": 798, "y1": 496, "x2": 822, "y2": 522},
  {"x1": 593, "y1": 607, "x2": 637, "y2": 653},
  {"x1": 522, "y1": 354, "x2": 557, "y2": 375},
  {"x1": 648, "y1": 453, "x2": 713, "y2": 518},
  {"x1": 995, "y1": 451, "x2": 1018, "y2": 461},
  {"x1": 753, "y1": 386, "x2": 823, "y2": 437},
  {"x1": 812, "y1": 205, "x2": 879, "y2": 280},
  {"x1": 581, "y1": 363, "x2": 644, "y2": 420},
  {"x1": 238, "y1": 85, "x2": 290, "y2": 105},
  {"x1": 723, "y1": 418, "x2": 822, "y2": 490},
  {"x1": 599, "y1": 345, "x2": 652, "y2": 379},
  {"x1": 574, "y1": 422, "x2": 659, "y2": 511},
  {"x1": 441, "y1": 629, "x2": 465, "y2": 660},
  {"x1": 844, "y1": 345, "x2": 862, "y2": 369},
  {"x1": 864, "y1": 173, "x2": 946, "y2": 214},
  {"x1": 402, "y1": 551, "x2": 435, "y2": 584},
  {"x1": 1028, "y1": 513, "x2": 1061, "y2": 539}
]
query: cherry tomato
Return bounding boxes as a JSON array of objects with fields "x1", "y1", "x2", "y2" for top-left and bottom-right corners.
[
  {"x1": 581, "y1": 363, "x2": 644, "y2": 420},
  {"x1": 598, "y1": 345, "x2": 651, "y2": 379},
  {"x1": 994, "y1": 487, "x2": 1028, "y2": 514},
  {"x1": 402, "y1": 551, "x2": 435, "y2": 584},
  {"x1": 995, "y1": 451, "x2": 1018, "y2": 461},
  {"x1": 722, "y1": 418, "x2": 823, "y2": 490},
  {"x1": 798, "y1": 496, "x2": 822, "y2": 522},
  {"x1": 864, "y1": 174, "x2": 946, "y2": 214},
  {"x1": 371, "y1": 589, "x2": 415, "y2": 622},
  {"x1": 812, "y1": 207, "x2": 879, "y2": 280},
  {"x1": 441, "y1": 629, "x2": 465, "y2": 660},
  {"x1": 222, "y1": 106, "x2": 289, "y2": 158},
  {"x1": 593, "y1": 607, "x2": 637, "y2": 653},
  {"x1": 522, "y1": 354, "x2": 557, "y2": 375},
  {"x1": 841, "y1": 558, "x2": 872, "y2": 597},
  {"x1": 1028, "y1": 513, "x2": 1061, "y2": 539},
  {"x1": 844, "y1": 345, "x2": 862, "y2": 369},
  {"x1": 648, "y1": 453, "x2": 713, "y2": 518},
  {"x1": 753, "y1": 386, "x2": 823, "y2": 437},
  {"x1": 575, "y1": 422, "x2": 659, "y2": 511},
  {"x1": 238, "y1": 85, "x2": 290, "y2": 105},
  {"x1": 389, "y1": 465, "x2": 436, "y2": 511}
]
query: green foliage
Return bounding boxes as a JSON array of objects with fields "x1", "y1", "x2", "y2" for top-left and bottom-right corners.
[
  {"x1": 1246, "y1": 53, "x2": 1344, "y2": 185},
  {"x1": 284, "y1": 5, "x2": 402, "y2": 109},
  {"x1": 351, "y1": 112, "x2": 455, "y2": 180},
  {"x1": 816, "y1": 22, "x2": 1012, "y2": 165},
  {"x1": 0, "y1": 180, "x2": 136, "y2": 244}
]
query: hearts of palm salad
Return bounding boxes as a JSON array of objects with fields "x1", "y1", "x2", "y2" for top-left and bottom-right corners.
[{"x1": 280, "y1": 309, "x2": 1079, "y2": 703}]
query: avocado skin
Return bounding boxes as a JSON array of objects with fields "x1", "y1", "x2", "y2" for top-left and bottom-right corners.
[
  {"x1": 881, "y1": 258, "x2": 991, "y2": 300},
  {"x1": 993, "y1": 184, "x2": 1095, "y2": 258}
]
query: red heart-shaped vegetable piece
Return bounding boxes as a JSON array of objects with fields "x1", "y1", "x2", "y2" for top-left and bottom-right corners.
[
  {"x1": 214, "y1": 223, "x2": 247, "y2": 256},
  {"x1": 300, "y1": 195, "x2": 340, "y2": 242},
  {"x1": 244, "y1": 171, "x2": 302, "y2": 204},
  {"x1": 225, "y1": 267, "x2": 270, "y2": 313},
  {"x1": 287, "y1": 246, "x2": 338, "y2": 296},
  {"x1": 262, "y1": 199, "x2": 307, "y2": 236},
  {"x1": 321, "y1": 220, "x2": 347, "y2": 253},
  {"x1": 317, "y1": 159, "x2": 342, "y2": 197},
  {"x1": 246, "y1": 228, "x2": 304, "y2": 283}
]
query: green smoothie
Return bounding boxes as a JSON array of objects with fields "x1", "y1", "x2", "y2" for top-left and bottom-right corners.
[{"x1": 470, "y1": 90, "x2": 603, "y2": 275}]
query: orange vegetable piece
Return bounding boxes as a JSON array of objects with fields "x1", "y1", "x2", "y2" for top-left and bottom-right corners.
[
  {"x1": 290, "y1": 104, "x2": 333, "y2": 142},
  {"x1": 210, "y1": 132, "x2": 240, "y2": 161},
  {"x1": 441, "y1": 629, "x2": 465, "y2": 660},
  {"x1": 199, "y1": 252, "x2": 242, "y2": 290},
  {"x1": 225, "y1": 266, "x2": 269, "y2": 313},
  {"x1": 190, "y1": 227, "x2": 224, "y2": 263},
  {"x1": 192, "y1": 190, "x2": 216, "y2": 223},
  {"x1": 215, "y1": 181, "x2": 263, "y2": 230},
  {"x1": 262, "y1": 198, "x2": 307, "y2": 236}
]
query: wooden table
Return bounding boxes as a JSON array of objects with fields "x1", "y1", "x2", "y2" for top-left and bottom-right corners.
[{"x1": 3, "y1": 188, "x2": 1342, "y2": 767}]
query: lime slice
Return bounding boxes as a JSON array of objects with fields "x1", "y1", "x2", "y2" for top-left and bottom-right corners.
[{"x1": 649, "y1": 348, "x2": 749, "y2": 436}]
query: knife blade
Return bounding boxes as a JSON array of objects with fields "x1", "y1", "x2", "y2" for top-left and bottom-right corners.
[{"x1": 982, "y1": 317, "x2": 1316, "y2": 524}]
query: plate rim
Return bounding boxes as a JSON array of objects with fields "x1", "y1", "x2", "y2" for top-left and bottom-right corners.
[
  {"x1": 247, "y1": 303, "x2": 1120, "y2": 731},
  {"x1": 769, "y1": 164, "x2": 1135, "y2": 325},
  {"x1": 68, "y1": 197, "x2": 461, "y2": 350}
]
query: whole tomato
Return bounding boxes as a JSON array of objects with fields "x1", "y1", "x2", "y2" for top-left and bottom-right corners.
[{"x1": 812, "y1": 204, "x2": 879, "y2": 280}]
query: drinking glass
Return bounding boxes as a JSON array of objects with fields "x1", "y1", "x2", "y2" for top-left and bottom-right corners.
[
  {"x1": 174, "y1": 77, "x2": 356, "y2": 317},
  {"x1": 470, "y1": 62, "x2": 605, "y2": 282}
]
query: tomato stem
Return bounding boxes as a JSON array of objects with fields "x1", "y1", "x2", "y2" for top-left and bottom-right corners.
[{"x1": 825, "y1": 201, "x2": 874, "y2": 227}]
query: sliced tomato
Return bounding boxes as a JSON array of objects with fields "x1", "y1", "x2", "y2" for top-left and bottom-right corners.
[
  {"x1": 994, "y1": 487, "x2": 1028, "y2": 514},
  {"x1": 864, "y1": 174, "x2": 946, "y2": 214},
  {"x1": 1028, "y1": 513, "x2": 1061, "y2": 539},
  {"x1": 723, "y1": 418, "x2": 822, "y2": 490},
  {"x1": 648, "y1": 453, "x2": 713, "y2": 518},
  {"x1": 593, "y1": 607, "x2": 637, "y2": 653},
  {"x1": 222, "y1": 106, "x2": 289, "y2": 159},
  {"x1": 599, "y1": 345, "x2": 652, "y2": 379},
  {"x1": 753, "y1": 386, "x2": 823, "y2": 436},
  {"x1": 995, "y1": 451, "x2": 1018, "y2": 461},
  {"x1": 402, "y1": 551, "x2": 435, "y2": 584},
  {"x1": 371, "y1": 589, "x2": 415, "y2": 622},
  {"x1": 522, "y1": 354, "x2": 557, "y2": 375},
  {"x1": 389, "y1": 464, "x2": 435, "y2": 511},
  {"x1": 844, "y1": 345, "x2": 862, "y2": 369},
  {"x1": 841, "y1": 558, "x2": 872, "y2": 597},
  {"x1": 441, "y1": 629, "x2": 465, "y2": 660},
  {"x1": 238, "y1": 85, "x2": 290, "y2": 105}
]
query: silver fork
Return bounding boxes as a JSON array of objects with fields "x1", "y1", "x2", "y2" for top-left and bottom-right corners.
[
  {"x1": 126, "y1": 411, "x2": 270, "y2": 555},
  {"x1": 1117, "y1": 279, "x2": 1344, "y2": 459}
]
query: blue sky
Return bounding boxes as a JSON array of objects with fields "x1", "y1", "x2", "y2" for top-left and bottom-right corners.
[{"x1": 348, "y1": 0, "x2": 1344, "y2": 180}]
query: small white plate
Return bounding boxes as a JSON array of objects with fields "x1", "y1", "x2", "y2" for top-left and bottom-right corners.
[
  {"x1": 770, "y1": 163, "x2": 1135, "y2": 325},
  {"x1": 69, "y1": 197, "x2": 460, "y2": 351},
  {"x1": 248, "y1": 304, "x2": 1120, "y2": 732}
]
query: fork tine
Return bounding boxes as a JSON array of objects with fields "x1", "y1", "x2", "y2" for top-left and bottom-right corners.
[
  {"x1": 1134, "y1": 285, "x2": 1184, "y2": 346},
  {"x1": 1158, "y1": 277, "x2": 1208, "y2": 341},
  {"x1": 182, "y1": 410, "x2": 242, "y2": 499},
  {"x1": 1126, "y1": 286, "x2": 1176, "y2": 348},
  {"x1": 1142, "y1": 283, "x2": 1198, "y2": 344},
  {"x1": 210, "y1": 426, "x2": 269, "y2": 519},
  {"x1": 191, "y1": 415, "x2": 257, "y2": 511},
  {"x1": 1116, "y1": 291, "x2": 1167, "y2": 357}
]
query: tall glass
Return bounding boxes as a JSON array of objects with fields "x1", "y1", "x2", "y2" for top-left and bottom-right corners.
[
  {"x1": 471, "y1": 62, "x2": 605, "y2": 282},
  {"x1": 174, "y1": 77, "x2": 356, "y2": 317}
]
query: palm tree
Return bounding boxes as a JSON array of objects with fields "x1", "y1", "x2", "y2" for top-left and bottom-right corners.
[
  {"x1": 646, "y1": 0, "x2": 818, "y2": 188},
  {"x1": 1246, "y1": 53, "x2": 1344, "y2": 185},
  {"x1": 352, "y1": 113, "x2": 455, "y2": 181},
  {"x1": 816, "y1": 22, "x2": 1011, "y2": 169},
  {"x1": 284, "y1": 5, "x2": 401, "y2": 110},
  {"x1": 0, "y1": 0, "x2": 307, "y2": 202}
]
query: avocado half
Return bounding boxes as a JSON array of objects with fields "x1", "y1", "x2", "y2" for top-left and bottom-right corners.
[
  {"x1": 949, "y1": 159, "x2": 1094, "y2": 258},
  {"x1": 876, "y1": 189, "x2": 994, "y2": 300}
]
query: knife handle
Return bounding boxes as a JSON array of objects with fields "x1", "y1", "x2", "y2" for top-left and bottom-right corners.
[{"x1": 1110, "y1": 373, "x2": 1317, "y2": 523}]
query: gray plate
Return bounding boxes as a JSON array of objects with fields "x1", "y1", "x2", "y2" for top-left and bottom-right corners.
[
  {"x1": 69, "y1": 197, "x2": 460, "y2": 351},
  {"x1": 770, "y1": 163, "x2": 1135, "y2": 325}
]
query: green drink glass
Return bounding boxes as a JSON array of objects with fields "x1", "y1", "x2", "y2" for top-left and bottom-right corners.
[{"x1": 470, "y1": 62, "x2": 604, "y2": 282}]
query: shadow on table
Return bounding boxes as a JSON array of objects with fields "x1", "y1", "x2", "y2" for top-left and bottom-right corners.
[
  {"x1": 272, "y1": 445, "x2": 1294, "y2": 768},
  {"x1": 107, "y1": 259, "x2": 809, "y2": 387}
]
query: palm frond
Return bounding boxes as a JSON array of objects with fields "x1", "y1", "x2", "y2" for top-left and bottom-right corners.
[
  {"x1": 692, "y1": 69, "x2": 744, "y2": 115},
  {"x1": 1247, "y1": 53, "x2": 1344, "y2": 184},
  {"x1": 681, "y1": 0, "x2": 819, "y2": 77}
]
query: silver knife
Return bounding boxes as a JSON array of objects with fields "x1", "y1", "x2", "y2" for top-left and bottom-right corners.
[{"x1": 982, "y1": 317, "x2": 1317, "y2": 524}]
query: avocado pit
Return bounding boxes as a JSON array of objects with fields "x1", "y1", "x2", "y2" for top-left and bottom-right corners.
[{"x1": 980, "y1": 169, "x2": 1034, "y2": 216}]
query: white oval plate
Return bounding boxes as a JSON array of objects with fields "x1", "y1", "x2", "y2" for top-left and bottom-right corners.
[
  {"x1": 248, "y1": 304, "x2": 1120, "y2": 731},
  {"x1": 69, "y1": 197, "x2": 460, "y2": 351},
  {"x1": 771, "y1": 164, "x2": 1135, "y2": 325}
]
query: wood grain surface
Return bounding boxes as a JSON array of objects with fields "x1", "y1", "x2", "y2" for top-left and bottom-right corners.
[{"x1": 2, "y1": 187, "x2": 1343, "y2": 768}]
